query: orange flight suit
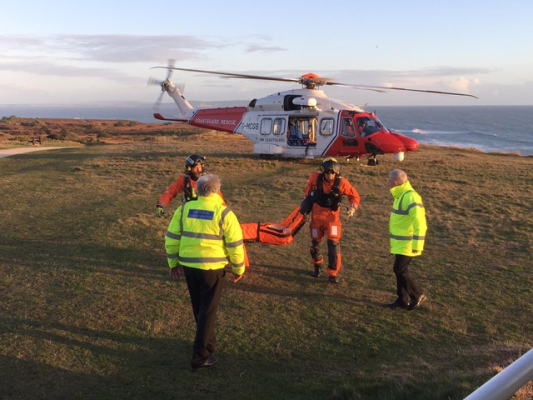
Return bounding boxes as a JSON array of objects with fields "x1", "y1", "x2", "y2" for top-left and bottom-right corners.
[
  {"x1": 157, "y1": 175, "x2": 225, "y2": 208},
  {"x1": 157, "y1": 175, "x2": 250, "y2": 267},
  {"x1": 304, "y1": 172, "x2": 360, "y2": 277}
]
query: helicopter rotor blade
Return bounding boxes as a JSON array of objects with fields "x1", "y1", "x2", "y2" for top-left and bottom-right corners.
[
  {"x1": 165, "y1": 59, "x2": 175, "y2": 81},
  {"x1": 147, "y1": 77, "x2": 163, "y2": 86},
  {"x1": 148, "y1": 75, "x2": 170, "y2": 110},
  {"x1": 151, "y1": 66, "x2": 299, "y2": 84},
  {"x1": 326, "y1": 81, "x2": 478, "y2": 98},
  {"x1": 153, "y1": 90, "x2": 165, "y2": 111},
  {"x1": 150, "y1": 66, "x2": 477, "y2": 98}
]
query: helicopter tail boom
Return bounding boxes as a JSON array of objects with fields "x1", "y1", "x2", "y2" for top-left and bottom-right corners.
[{"x1": 190, "y1": 107, "x2": 248, "y2": 133}]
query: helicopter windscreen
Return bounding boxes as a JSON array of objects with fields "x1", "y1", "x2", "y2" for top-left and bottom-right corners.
[{"x1": 357, "y1": 116, "x2": 384, "y2": 138}]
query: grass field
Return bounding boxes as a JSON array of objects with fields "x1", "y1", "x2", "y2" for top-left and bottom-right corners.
[{"x1": 1, "y1": 128, "x2": 532, "y2": 400}]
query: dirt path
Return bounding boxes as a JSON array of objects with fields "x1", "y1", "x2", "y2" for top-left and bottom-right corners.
[{"x1": 0, "y1": 146, "x2": 78, "y2": 159}]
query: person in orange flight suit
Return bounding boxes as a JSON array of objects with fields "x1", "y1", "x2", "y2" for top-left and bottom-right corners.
[
  {"x1": 156, "y1": 154, "x2": 250, "y2": 267},
  {"x1": 303, "y1": 157, "x2": 360, "y2": 283},
  {"x1": 156, "y1": 154, "x2": 224, "y2": 216}
]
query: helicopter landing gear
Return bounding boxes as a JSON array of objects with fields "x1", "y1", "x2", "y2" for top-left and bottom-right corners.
[
  {"x1": 367, "y1": 154, "x2": 379, "y2": 166},
  {"x1": 345, "y1": 156, "x2": 359, "y2": 163}
]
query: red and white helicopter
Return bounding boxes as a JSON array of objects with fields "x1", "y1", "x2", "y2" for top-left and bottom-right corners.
[{"x1": 149, "y1": 64, "x2": 477, "y2": 165}]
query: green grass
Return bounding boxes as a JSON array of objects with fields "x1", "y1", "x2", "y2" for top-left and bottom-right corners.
[{"x1": 1, "y1": 131, "x2": 532, "y2": 400}]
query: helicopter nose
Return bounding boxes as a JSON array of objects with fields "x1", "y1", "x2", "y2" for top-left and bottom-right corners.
[{"x1": 391, "y1": 133, "x2": 418, "y2": 152}]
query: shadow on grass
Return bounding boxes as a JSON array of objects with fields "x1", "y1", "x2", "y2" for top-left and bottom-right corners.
[
  {"x1": 232, "y1": 263, "x2": 379, "y2": 307},
  {"x1": 0, "y1": 316, "x2": 193, "y2": 399},
  {"x1": 0, "y1": 237, "x2": 164, "y2": 280}
]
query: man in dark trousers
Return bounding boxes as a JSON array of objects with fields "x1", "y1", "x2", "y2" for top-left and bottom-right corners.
[
  {"x1": 165, "y1": 174, "x2": 245, "y2": 371},
  {"x1": 386, "y1": 169, "x2": 428, "y2": 310}
]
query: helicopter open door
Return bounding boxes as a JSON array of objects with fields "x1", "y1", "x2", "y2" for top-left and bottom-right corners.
[{"x1": 287, "y1": 117, "x2": 317, "y2": 147}]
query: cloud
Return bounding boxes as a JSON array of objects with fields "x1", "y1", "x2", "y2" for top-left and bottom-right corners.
[
  {"x1": 0, "y1": 34, "x2": 227, "y2": 63},
  {"x1": 0, "y1": 59, "x2": 141, "y2": 86},
  {"x1": 448, "y1": 76, "x2": 481, "y2": 93},
  {"x1": 406, "y1": 66, "x2": 492, "y2": 77},
  {"x1": 245, "y1": 44, "x2": 287, "y2": 53}
]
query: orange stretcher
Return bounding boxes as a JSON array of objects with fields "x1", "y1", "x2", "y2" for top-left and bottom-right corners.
[{"x1": 241, "y1": 206, "x2": 307, "y2": 246}]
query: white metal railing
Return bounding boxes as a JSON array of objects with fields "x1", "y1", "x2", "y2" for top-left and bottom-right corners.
[{"x1": 463, "y1": 347, "x2": 533, "y2": 400}]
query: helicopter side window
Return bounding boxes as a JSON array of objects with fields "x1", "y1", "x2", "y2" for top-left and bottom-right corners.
[
  {"x1": 260, "y1": 118, "x2": 272, "y2": 135},
  {"x1": 342, "y1": 118, "x2": 356, "y2": 137},
  {"x1": 320, "y1": 119, "x2": 334, "y2": 136},
  {"x1": 273, "y1": 118, "x2": 285, "y2": 135}
]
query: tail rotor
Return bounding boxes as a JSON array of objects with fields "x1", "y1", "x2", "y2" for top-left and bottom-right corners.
[{"x1": 148, "y1": 59, "x2": 176, "y2": 110}]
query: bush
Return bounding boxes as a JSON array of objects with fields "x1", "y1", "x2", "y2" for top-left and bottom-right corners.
[
  {"x1": 114, "y1": 120, "x2": 139, "y2": 127},
  {"x1": 97, "y1": 130, "x2": 112, "y2": 138},
  {"x1": 21, "y1": 119, "x2": 44, "y2": 127},
  {"x1": 48, "y1": 129, "x2": 80, "y2": 141},
  {"x1": 1, "y1": 115, "x2": 20, "y2": 125}
]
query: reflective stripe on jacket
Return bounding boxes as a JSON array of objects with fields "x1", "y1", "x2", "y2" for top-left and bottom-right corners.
[
  {"x1": 389, "y1": 181, "x2": 427, "y2": 256},
  {"x1": 165, "y1": 193, "x2": 245, "y2": 274}
]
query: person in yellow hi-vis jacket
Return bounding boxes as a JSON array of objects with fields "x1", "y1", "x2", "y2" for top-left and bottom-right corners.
[
  {"x1": 165, "y1": 174, "x2": 245, "y2": 372},
  {"x1": 386, "y1": 169, "x2": 428, "y2": 311}
]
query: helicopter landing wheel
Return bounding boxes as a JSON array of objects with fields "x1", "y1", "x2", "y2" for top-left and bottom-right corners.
[{"x1": 367, "y1": 156, "x2": 379, "y2": 166}]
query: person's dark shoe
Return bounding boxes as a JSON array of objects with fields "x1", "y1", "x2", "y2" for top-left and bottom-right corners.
[
  {"x1": 191, "y1": 356, "x2": 218, "y2": 372},
  {"x1": 311, "y1": 256, "x2": 323, "y2": 277},
  {"x1": 407, "y1": 294, "x2": 427, "y2": 310},
  {"x1": 328, "y1": 276, "x2": 339, "y2": 284},
  {"x1": 386, "y1": 299, "x2": 409, "y2": 309}
]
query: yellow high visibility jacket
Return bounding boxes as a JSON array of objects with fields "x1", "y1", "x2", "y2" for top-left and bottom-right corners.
[
  {"x1": 389, "y1": 181, "x2": 427, "y2": 256},
  {"x1": 165, "y1": 193, "x2": 245, "y2": 275}
]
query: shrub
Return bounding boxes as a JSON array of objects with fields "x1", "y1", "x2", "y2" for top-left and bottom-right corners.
[
  {"x1": 48, "y1": 129, "x2": 80, "y2": 141},
  {"x1": 1, "y1": 115, "x2": 20, "y2": 125},
  {"x1": 97, "y1": 130, "x2": 112, "y2": 138},
  {"x1": 114, "y1": 120, "x2": 139, "y2": 127},
  {"x1": 21, "y1": 119, "x2": 44, "y2": 127}
]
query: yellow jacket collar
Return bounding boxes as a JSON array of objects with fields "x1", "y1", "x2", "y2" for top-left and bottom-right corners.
[
  {"x1": 390, "y1": 181, "x2": 413, "y2": 199},
  {"x1": 197, "y1": 193, "x2": 224, "y2": 205}
]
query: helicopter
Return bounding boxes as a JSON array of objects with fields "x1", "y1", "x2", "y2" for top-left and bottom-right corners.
[{"x1": 149, "y1": 64, "x2": 477, "y2": 165}]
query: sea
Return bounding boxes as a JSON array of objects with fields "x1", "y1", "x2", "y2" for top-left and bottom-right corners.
[{"x1": 1, "y1": 104, "x2": 532, "y2": 156}]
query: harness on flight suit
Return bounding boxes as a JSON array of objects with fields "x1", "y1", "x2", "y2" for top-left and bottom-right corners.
[
  {"x1": 183, "y1": 175, "x2": 198, "y2": 202},
  {"x1": 314, "y1": 174, "x2": 342, "y2": 211}
]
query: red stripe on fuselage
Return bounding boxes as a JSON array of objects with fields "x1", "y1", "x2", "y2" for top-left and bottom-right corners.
[{"x1": 190, "y1": 107, "x2": 248, "y2": 133}]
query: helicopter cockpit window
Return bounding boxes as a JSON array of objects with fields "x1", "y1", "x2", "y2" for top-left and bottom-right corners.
[
  {"x1": 342, "y1": 118, "x2": 356, "y2": 137},
  {"x1": 320, "y1": 119, "x2": 334, "y2": 136},
  {"x1": 357, "y1": 117, "x2": 381, "y2": 137},
  {"x1": 273, "y1": 118, "x2": 285, "y2": 135},
  {"x1": 260, "y1": 118, "x2": 273, "y2": 135}
]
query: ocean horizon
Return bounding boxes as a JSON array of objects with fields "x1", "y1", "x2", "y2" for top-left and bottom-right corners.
[{"x1": 1, "y1": 104, "x2": 532, "y2": 156}]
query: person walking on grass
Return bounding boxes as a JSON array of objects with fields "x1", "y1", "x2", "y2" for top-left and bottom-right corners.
[
  {"x1": 165, "y1": 174, "x2": 245, "y2": 372},
  {"x1": 156, "y1": 154, "x2": 225, "y2": 217},
  {"x1": 386, "y1": 169, "x2": 428, "y2": 310},
  {"x1": 302, "y1": 157, "x2": 360, "y2": 284}
]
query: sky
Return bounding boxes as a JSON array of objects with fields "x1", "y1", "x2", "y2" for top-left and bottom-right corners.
[{"x1": 1, "y1": 0, "x2": 532, "y2": 107}]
